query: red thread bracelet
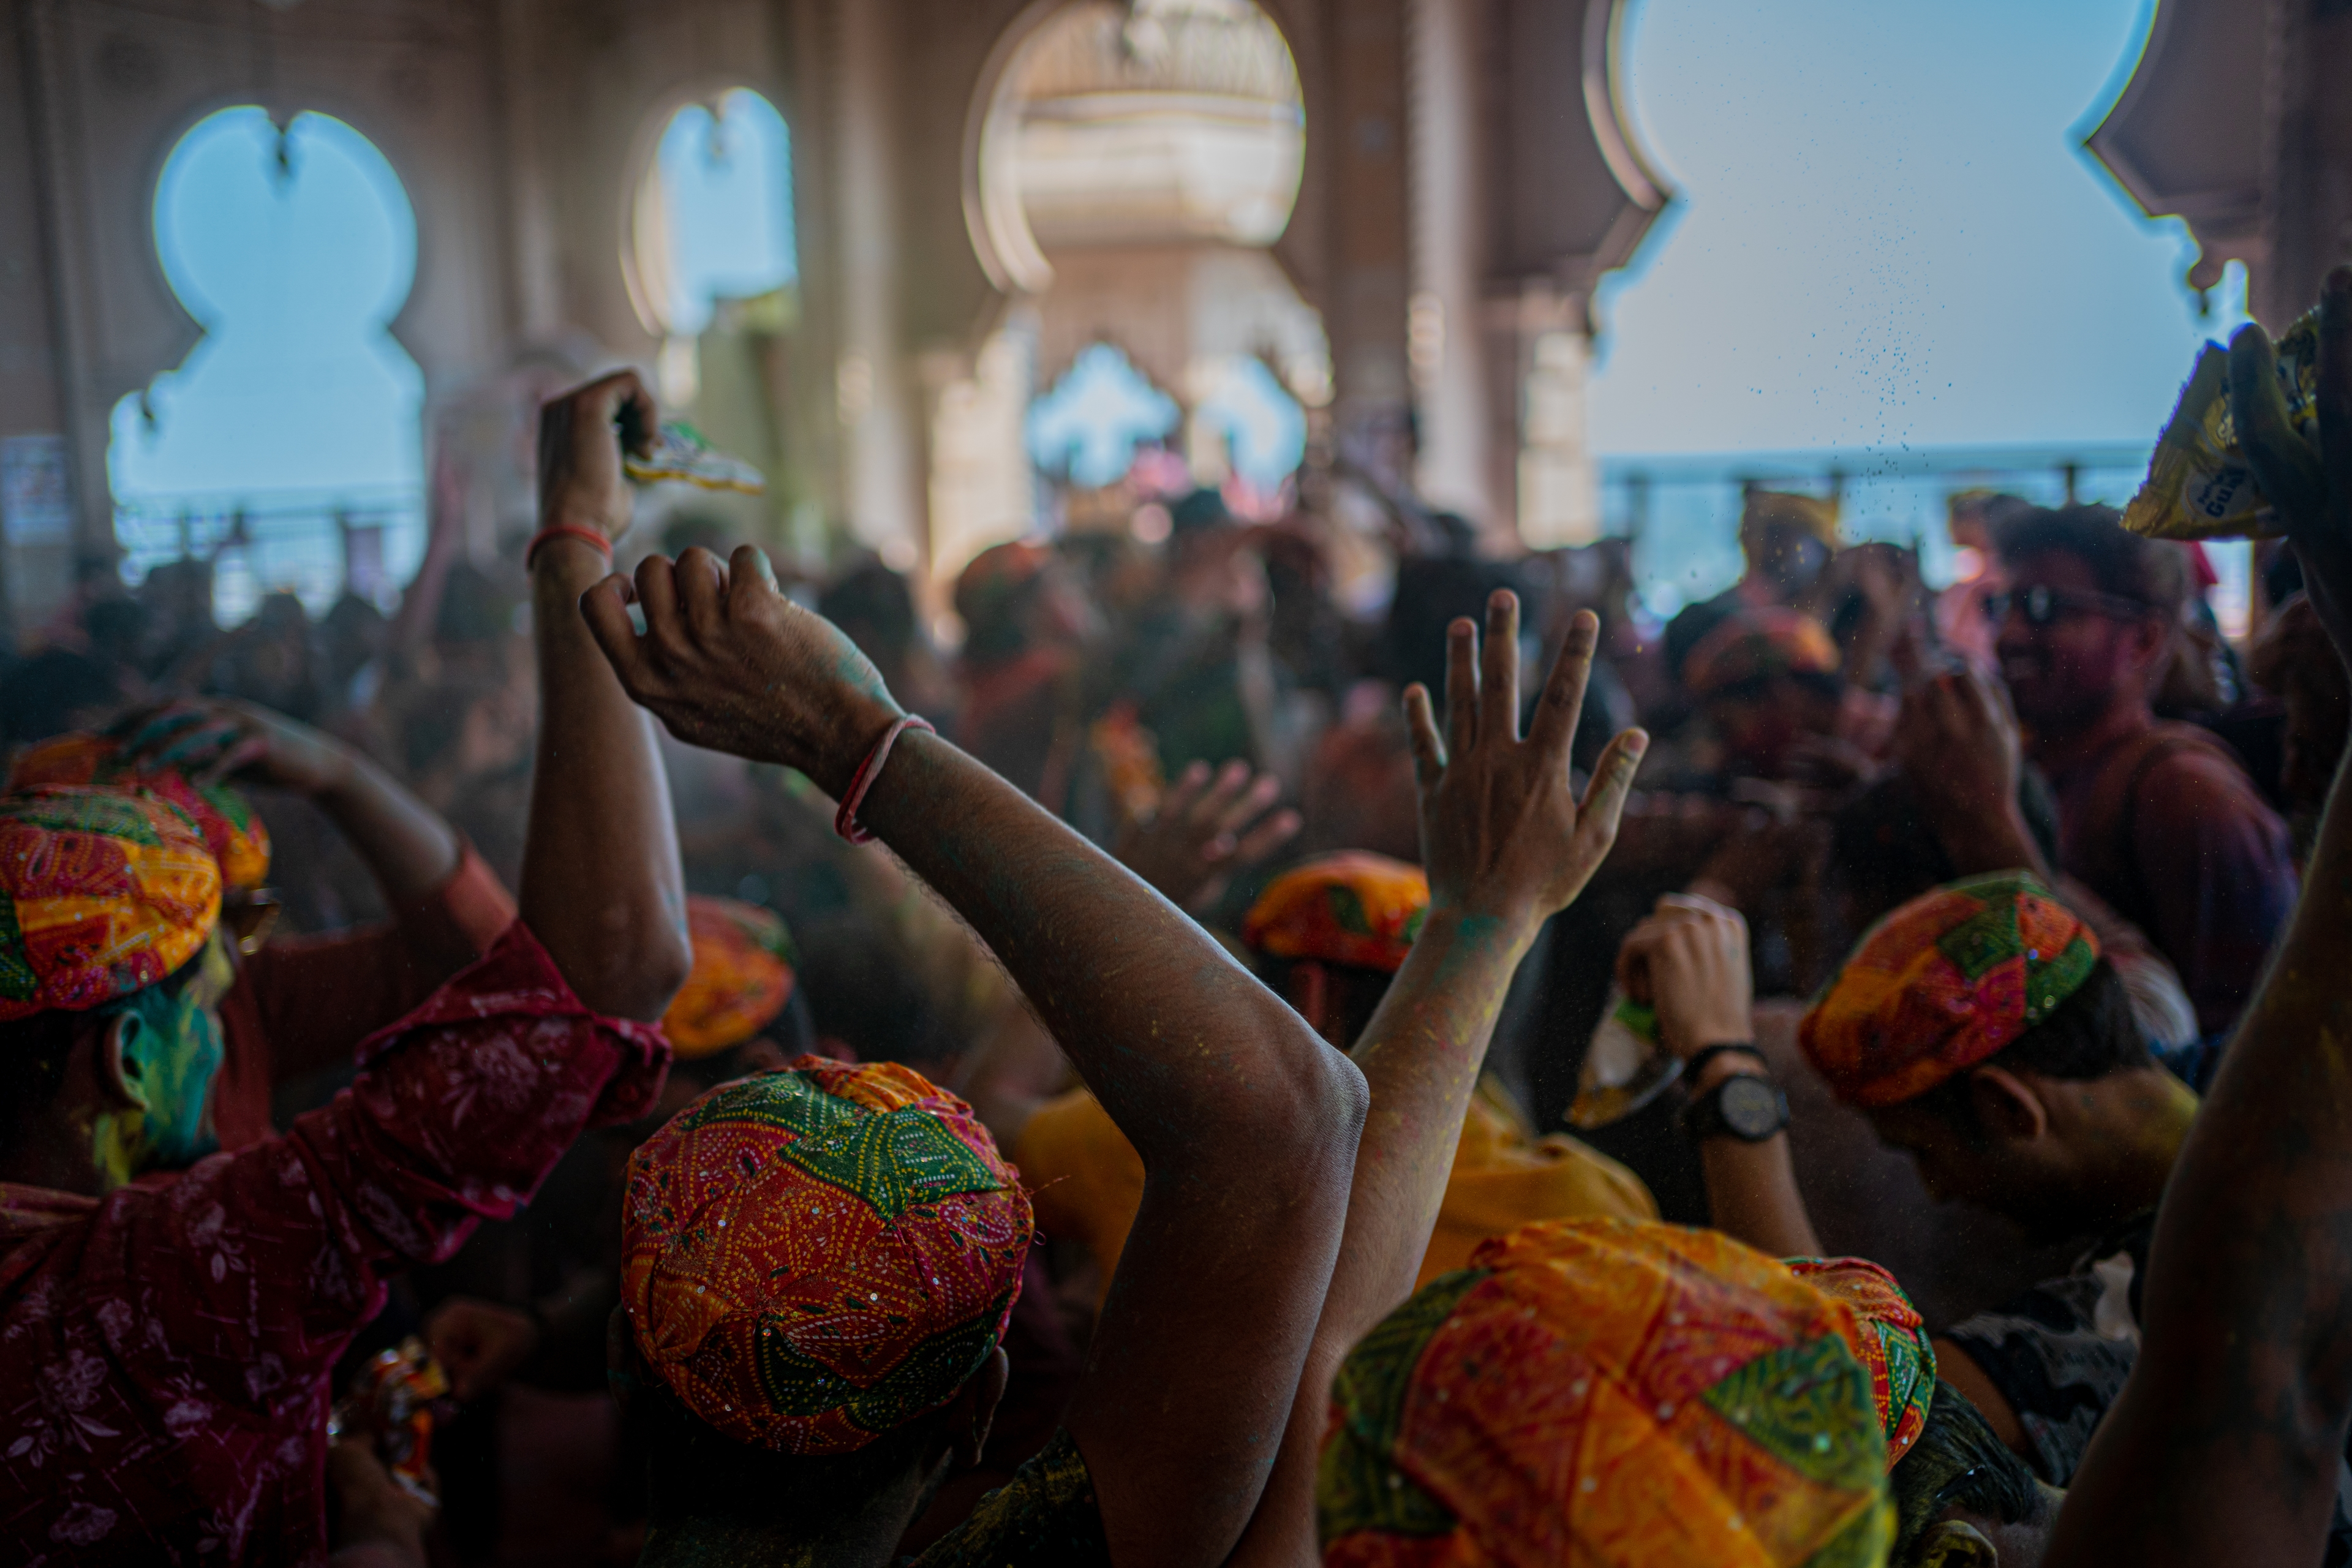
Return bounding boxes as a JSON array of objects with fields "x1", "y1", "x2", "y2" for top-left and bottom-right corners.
[
  {"x1": 834, "y1": 715, "x2": 934, "y2": 843},
  {"x1": 525, "y1": 524, "x2": 616, "y2": 569}
]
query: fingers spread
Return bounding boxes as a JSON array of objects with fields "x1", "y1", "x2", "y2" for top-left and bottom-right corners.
[
  {"x1": 1529, "y1": 609, "x2": 1601, "y2": 758},
  {"x1": 1404, "y1": 684, "x2": 1445, "y2": 788},
  {"x1": 1231, "y1": 807, "x2": 1302, "y2": 866},
  {"x1": 1215, "y1": 773, "x2": 1283, "y2": 837},
  {"x1": 1445, "y1": 619, "x2": 1480, "y2": 759},
  {"x1": 1480, "y1": 590, "x2": 1521, "y2": 742}
]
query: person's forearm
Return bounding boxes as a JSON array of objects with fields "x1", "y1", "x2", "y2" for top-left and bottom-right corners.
[
  {"x1": 1698, "y1": 1131, "x2": 1822, "y2": 1259},
  {"x1": 519, "y1": 543, "x2": 691, "y2": 1020},
  {"x1": 1227, "y1": 908, "x2": 1535, "y2": 1568},
  {"x1": 312, "y1": 748, "x2": 462, "y2": 907},
  {"x1": 858, "y1": 731, "x2": 1352, "y2": 1153}
]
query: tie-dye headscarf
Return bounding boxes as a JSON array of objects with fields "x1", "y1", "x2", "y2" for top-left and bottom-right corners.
[
  {"x1": 1319, "y1": 1219, "x2": 1914, "y2": 1567},
  {"x1": 0, "y1": 785, "x2": 224, "y2": 1021},
  {"x1": 7, "y1": 731, "x2": 270, "y2": 892},
  {"x1": 622, "y1": 1057, "x2": 1032, "y2": 1454},
  {"x1": 1243, "y1": 852, "x2": 1430, "y2": 974},
  {"x1": 1800, "y1": 873, "x2": 2101, "y2": 1109},
  {"x1": 661, "y1": 896, "x2": 796, "y2": 1060}
]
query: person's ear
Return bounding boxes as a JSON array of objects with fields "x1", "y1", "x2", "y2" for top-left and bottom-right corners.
[
  {"x1": 1965, "y1": 1065, "x2": 2048, "y2": 1144},
  {"x1": 943, "y1": 1345, "x2": 1010, "y2": 1471},
  {"x1": 98, "y1": 1012, "x2": 151, "y2": 1114},
  {"x1": 1909, "y1": 1519, "x2": 2000, "y2": 1567}
]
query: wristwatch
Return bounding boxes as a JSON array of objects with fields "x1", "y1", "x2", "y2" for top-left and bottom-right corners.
[{"x1": 1681, "y1": 1069, "x2": 1790, "y2": 1144}]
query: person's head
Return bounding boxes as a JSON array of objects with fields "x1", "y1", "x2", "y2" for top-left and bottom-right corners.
[
  {"x1": 617, "y1": 1060, "x2": 1030, "y2": 1551},
  {"x1": 1828, "y1": 772, "x2": 2061, "y2": 937},
  {"x1": 952, "y1": 539, "x2": 1096, "y2": 665},
  {"x1": 1684, "y1": 608, "x2": 1845, "y2": 777},
  {"x1": 0, "y1": 648, "x2": 128, "y2": 753},
  {"x1": 1992, "y1": 506, "x2": 2184, "y2": 732},
  {"x1": 1889, "y1": 1382, "x2": 2059, "y2": 1567},
  {"x1": 1241, "y1": 853, "x2": 1427, "y2": 1047},
  {"x1": 1317, "y1": 1219, "x2": 1934, "y2": 1566},
  {"x1": 820, "y1": 562, "x2": 921, "y2": 674},
  {"x1": 1740, "y1": 490, "x2": 1839, "y2": 598},
  {"x1": 1801, "y1": 874, "x2": 2163, "y2": 1240},
  {"x1": 0, "y1": 761, "x2": 271, "y2": 1189}
]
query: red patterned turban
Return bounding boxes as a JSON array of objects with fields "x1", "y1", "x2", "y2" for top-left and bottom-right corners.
[
  {"x1": 1784, "y1": 1257, "x2": 1937, "y2": 1467},
  {"x1": 1243, "y1": 852, "x2": 1430, "y2": 974},
  {"x1": 1683, "y1": 609, "x2": 1842, "y2": 701},
  {"x1": 662, "y1": 895, "x2": 796, "y2": 1060},
  {"x1": 7, "y1": 731, "x2": 270, "y2": 892},
  {"x1": 0, "y1": 786, "x2": 224, "y2": 1021},
  {"x1": 1318, "y1": 1219, "x2": 1910, "y2": 1568},
  {"x1": 1800, "y1": 873, "x2": 2101, "y2": 1109},
  {"x1": 622, "y1": 1057, "x2": 1032, "y2": 1454}
]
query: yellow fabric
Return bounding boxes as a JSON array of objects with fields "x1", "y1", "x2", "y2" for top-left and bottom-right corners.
[{"x1": 1013, "y1": 1077, "x2": 1655, "y2": 1305}]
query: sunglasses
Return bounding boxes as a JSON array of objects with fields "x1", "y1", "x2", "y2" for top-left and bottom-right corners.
[
  {"x1": 1984, "y1": 584, "x2": 2155, "y2": 628},
  {"x1": 221, "y1": 891, "x2": 282, "y2": 957}
]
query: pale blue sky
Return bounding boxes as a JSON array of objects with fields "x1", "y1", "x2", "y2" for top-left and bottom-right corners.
[
  {"x1": 655, "y1": 89, "x2": 797, "y2": 335},
  {"x1": 1590, "y1": 0, "x2": 2241, "y2": 458}
]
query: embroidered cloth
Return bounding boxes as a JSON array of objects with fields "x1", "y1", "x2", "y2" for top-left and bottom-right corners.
[{"x1": 662, "y1": 895, "x2": 796, "y2": 1059}]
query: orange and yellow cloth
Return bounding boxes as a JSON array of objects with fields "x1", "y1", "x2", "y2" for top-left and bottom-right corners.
[
  {"x1": 1683, "y1": 609, "x2": 1842, "y2": 701},
  {"x1": 622, "y1": 1057, "x2": 1031, "y2": 1455},
  {"x1": 1016, "y1": 1077, "x2": 1655, "y2": 1306},
  {"x1": 1800, "y1": 872, "x2": 2101, "y2": 1109},
  {"x1": 0, "y1": 785, "x2": 224, "y2": 1022},
  {"x1": 7, "y1": 731, "x2": 270, "y2": 893},
  {"x1": 661, "y1": 895, "x2": 796, "y2": 1060},
  {"x1": 1243, "y1": 851, "x2": 1431, "y2": 974},
  {"x1": 1317, "y1": 1219, "x2": 1918, "y2": 1568}
]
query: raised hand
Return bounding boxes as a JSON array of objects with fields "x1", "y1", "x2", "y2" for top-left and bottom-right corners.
[
  {"x1": 1114, "y1": 759, "x2": 1302, "y2": 914},
  {"x1": 536, "y1": 369, "x2": 656, "y2": 548},
  {"x1": 2232, "y1": 265, "x2": 2352, "y2": 659},
  {"x1": 422, "y1": 1295, "x2": 541, "y2": 1403},
  {"x1": 1406, "y1": 591, "x2": 1646, "y2": 928},
  {"x1": 1616, "y1": 894, "x2": 1755, "y2": 1058},
  {"x1": 113, "y1": 696, "x2": 353, "y2": 796},
  {"x1": 579, "y1": 545, "x2": 903, "y2": 800},
  {"x1": 1891, "y1": 665, "x2": 2045, "y2": 876}
]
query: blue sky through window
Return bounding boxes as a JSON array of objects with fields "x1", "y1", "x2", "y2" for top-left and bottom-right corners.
[
  {"x1": 657, "y1": 89, "x2": 797, "y2": 335},
  {"x1": 1196, "y1": 357, "x2": 1306, "y2": 490},
  {"x1": 1028, "y1": 344, "x2": 1181, "y2": 487}
]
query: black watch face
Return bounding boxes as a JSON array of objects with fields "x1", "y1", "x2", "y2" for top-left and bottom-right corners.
[{"x1": 1719, "y1": 1076, "x2": 1784, "y2": 1139}]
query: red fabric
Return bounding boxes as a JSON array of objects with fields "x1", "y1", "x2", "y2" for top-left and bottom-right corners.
[
  {"x1": 0, "y1": 922, "x2": 666, "y2": 1566},
  {"x1": 209, "y1": 845, "x2": 519, "y2": 1153}
]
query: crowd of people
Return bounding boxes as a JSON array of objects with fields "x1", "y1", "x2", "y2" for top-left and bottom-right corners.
[{"x1": 4, "y1": 271, "x2": 2352, "y2": 1567}]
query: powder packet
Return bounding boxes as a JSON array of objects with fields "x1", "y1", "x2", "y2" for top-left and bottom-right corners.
[
  {"x1": 624, "y1": 421, "x2": 766, "y2": 495},
  {"x1": 2123, "y1": 311, "x2": 2319, "y2": 540},
  {"x1": 1566, "y1": 989, "x2": 1681, "y2": 1129}
]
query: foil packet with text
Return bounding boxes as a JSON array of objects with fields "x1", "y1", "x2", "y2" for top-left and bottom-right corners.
[{"x1": 2124, "y1": 311, "x2": 2318, "y2": 540}]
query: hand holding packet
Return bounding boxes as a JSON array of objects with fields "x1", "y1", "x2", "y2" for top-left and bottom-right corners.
[{"x1": 2124, "y1": 310, "x2": 2319, "y2": 540}]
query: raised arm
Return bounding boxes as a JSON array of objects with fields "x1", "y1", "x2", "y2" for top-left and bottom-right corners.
[
  {"x1": 1228, "y1": 593, "x2": 1645, "y2": 1567},
  {"x1": 581, "y1": 544, "x2": 1367, "y2": 1568},
  {"x1": 519, "y1": 371, "x2": 692, "y2": 1020},
  {"x1": 2045, "y1": 265, "x2": 2352, "y2": 1566}
]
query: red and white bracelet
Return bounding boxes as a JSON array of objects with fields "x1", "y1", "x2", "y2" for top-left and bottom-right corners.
[
  {"x1": 834, "y1": 715, "x2": 935, "y2": 843},
  {"x1": 524, "y1": 524, "x2": 615, "y2": 570}
]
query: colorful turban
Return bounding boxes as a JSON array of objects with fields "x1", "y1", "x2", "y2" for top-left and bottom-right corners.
[
  {"x1": 662, "y1": 896, "x2": 797, "y2": 1060},
  {"x1": 622, "y1": 1057, "x2": 1032, "y2": 1455},
  {"x1": 1800, "y1": 873, "x2": 2101, "y2": 1109},
  {"x1": 1683, "y1": 609, "x2": 1842, "y2": 700},
  {"x1": 0, "y1": 786, "x2": 224, "y2": 1022},
  {"x1": 1784, "y1": 1257, "x2": 1936, "y2": 1466},
  {"x1": 1243, "y1": 852, "x2": 1430, "y2": 974},
  {"x1": 1743, "y1": 490, "x2": 1842, "y2": 549},
  {"x1": 7, "y1": 731, "x2": 270, "y2": 892},
  {"x1": 1318, "y1": 1219, "x2": 1902, "y2": 1568}
]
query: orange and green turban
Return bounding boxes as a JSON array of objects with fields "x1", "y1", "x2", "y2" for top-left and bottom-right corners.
[
  {"x1": 1318, "y1": 1219, "x2": 1914, "y2": 1568},
  {"x1": 1683, "y1": 609, "x2": 1842, "y2": 700},
  {"x1": 7, "y1": 731, "x2": 270, "y2": 892},
  {"x1": 1243, "y1": 852, "x2": 1430, "y2": 975},
  {"x1": 662, "y1": 895, "x2": 797, "y2": 1060},
  {"x1": 621, "y1": 1057, "x2": 1032, "y2": 1455},
  {"x1": 0, "y1": 785, "x2": 224, "y2": 1022},
  {"x1": 1800, "y1": 873, "x2": 2101, "y2": 1109},
  {"x1": 1784, "y1": 1257, "x2": 1936, "y2": 1468}
]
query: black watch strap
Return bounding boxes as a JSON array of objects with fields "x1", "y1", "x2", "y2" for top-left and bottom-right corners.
[{"x1": 1684, "y1": 1042, "x2": 1765, "y2": 1083}]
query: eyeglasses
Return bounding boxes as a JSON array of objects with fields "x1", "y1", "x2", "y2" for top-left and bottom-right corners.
[
  {"x1": 221, "y1": 891, "x2": 281, "y2": 956},
  {"x1": 1984, "y1": 584, "x2": 2155, "y2": 628}
]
